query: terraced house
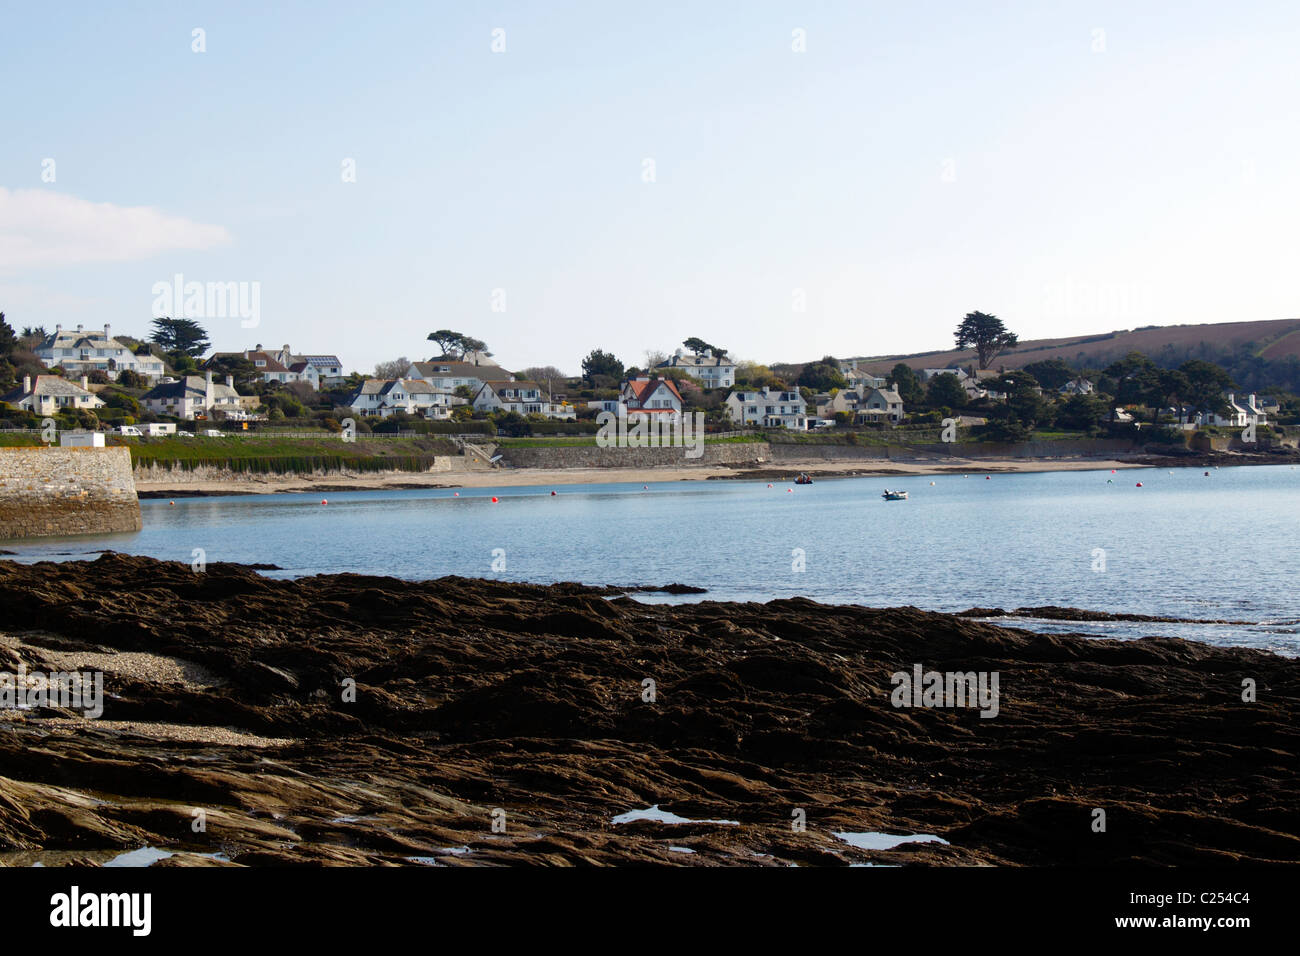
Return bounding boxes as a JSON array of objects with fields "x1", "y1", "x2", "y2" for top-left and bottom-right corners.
[
  {"x1": 35, "y1": 324, "x2": 166, "y2": 382},
  {"x1": 724, "y1": 387, "x2": 808, "y2": 430}
]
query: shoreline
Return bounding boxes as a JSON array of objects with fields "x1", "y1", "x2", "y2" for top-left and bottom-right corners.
[
  {"x1": 1, "y1": 553, "x2": 1295, "y2": 866},
  {"x1": 132, "y1": 454, "x2": 1235, "y2": 497}
]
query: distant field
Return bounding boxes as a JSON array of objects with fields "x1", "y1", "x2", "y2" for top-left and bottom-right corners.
[{"x1": 843, "y1": 318, "x2": 1300, "y2": 374}]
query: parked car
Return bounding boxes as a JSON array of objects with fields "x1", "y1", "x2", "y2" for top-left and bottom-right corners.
[{"x1": 117, "y1": 425, "x2": 142, "y2": 436}]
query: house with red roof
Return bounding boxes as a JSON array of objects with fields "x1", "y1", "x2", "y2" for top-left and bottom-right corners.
[{"x1": 620, "y1": 376, "x2": 683, "y2": 419}]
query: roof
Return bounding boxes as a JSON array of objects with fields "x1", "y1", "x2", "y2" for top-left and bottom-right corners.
[
  {"x1": 296, "y1": 355, "x2": 342, "y2": 368},
  {"x1": 247, "y1": 351, "x2": 291, "y2": 373},
  {"x1": 1, "y1": 375, "x2": 101, "y2": 402},
  {"x1": 410, "y1": 361, "x2": 510, "y2": 379},
  {"x1": 142, "y1": 376, "x2": 240, "y2": 402},
  {"x1": 37, "y1": 327, "x2": 126, "y2": 351},
  {"x1": 624, "y1": 377, "x2": 683, "y2": 404},
  {"x1": 348, "y1": 379, "x2": 450, "y2": 400},
  {"x1": 659, "y1": 353, "x2": 734, "y2": 369},
  {"x1": 728, "y1": 387, "x2": 804, "y2": 403}
]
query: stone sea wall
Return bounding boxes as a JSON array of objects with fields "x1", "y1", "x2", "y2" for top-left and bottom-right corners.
[
  {"x1": 497, "y1": 442, "x2": 770, "y2": 469},
  {"x1": 133, "y1": 456, "x2": 460, "y2": 484},
  {"x1": 0, "y1": 447, "x2": 142, "y2": 540}
]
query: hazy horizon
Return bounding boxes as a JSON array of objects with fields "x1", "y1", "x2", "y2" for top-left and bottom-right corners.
[{"x1": 3, "y1": 1, "x2": 1298, "y2": 376}]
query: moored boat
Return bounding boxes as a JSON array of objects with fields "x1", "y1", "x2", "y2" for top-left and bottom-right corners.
[{"x1": 881, "y1": 489, "x2": 908, "y2": 500}]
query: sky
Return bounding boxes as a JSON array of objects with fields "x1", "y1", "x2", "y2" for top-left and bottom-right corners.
[{"x1": 2, "y1": 0, "x2": 1298, "y2": 377}]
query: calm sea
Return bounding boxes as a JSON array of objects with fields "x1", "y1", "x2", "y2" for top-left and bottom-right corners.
[{"x1": 6, "y1": 465, "x2": 1299, "y2": 655}]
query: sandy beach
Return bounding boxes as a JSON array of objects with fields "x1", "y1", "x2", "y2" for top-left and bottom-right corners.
[{"x1": 135, "y1": 456, "x2": 1153, "y2": 496}]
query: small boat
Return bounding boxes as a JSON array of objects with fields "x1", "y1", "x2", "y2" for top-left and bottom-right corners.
[
  {"x1": 794, "y1": 474, "x2": 814, "y2": 485},
  {"x1": 881, "y1": 489, "x2": 908, "y2": 500}
]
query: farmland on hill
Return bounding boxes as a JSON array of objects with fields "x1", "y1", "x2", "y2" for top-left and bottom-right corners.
[{"x1": 820, "y1": 318, "x2": 1300, "y2": 394}]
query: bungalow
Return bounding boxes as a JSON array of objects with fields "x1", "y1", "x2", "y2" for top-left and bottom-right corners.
[
  {"x1": 656, "y1": 350, "x2": 735, "y2": 389},
  {"x1": 141, "y1": 372, "x2": 243, "y2": 420},
  {"x1": 345, "y1": 379, "x2": 454, "y2": 419},
  {"x1": 1, "y1": 375, "x2": 106, "y2": 414},
  {"x1": 622, "y1": 376, "x2": 684, "y2": 418},
  {"x1": 36, "y1": 324, "x2": 166, "y2": 382},
  {"x1": 724, "y1": 387, "x2": 808, "y2": 430}
]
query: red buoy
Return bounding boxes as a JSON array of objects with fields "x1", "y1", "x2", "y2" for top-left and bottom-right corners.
[
  {"x1": 321, "y1": 499, "x2": 328, "y2": 505},
  {"x1": 1135, "y1": 482, "x2": 1143, "y2": 487},
  {"x1": 550, "y1": 490, "x2": 557, "y2": 496},
  {"x1": 491, "y1": 496, "x2": 499, "y2": 503}
]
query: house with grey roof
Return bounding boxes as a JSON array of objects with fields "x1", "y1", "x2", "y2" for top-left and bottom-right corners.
[
  {"x1": 345, "y1": 379, "x2": 455, "y2": 419},
  {"x1": 656, "y1": 350, "x2": 735, "y2": 389},
  {"x1": 36, "y1": 324, "x2": 166, "y2": 382},
  {"x1": 724, "y1": 387, "x2": 808, "y2": 430},
  {"x1": 141, "y1": 372, "x2": 244, "y2": 420},
  {"x1": 1, "y1": 375, "x2": 106, "y2": 414}
]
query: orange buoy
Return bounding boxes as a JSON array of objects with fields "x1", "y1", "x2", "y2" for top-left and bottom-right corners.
[
  {"x1": 491, "y1": 496, "x2": 499, "y2": 503},
  {"x1": 169, "y1": 500, "x2": 175, "y2": 506}
]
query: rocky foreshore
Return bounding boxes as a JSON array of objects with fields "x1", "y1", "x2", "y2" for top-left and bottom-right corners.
[{"x1": 1, "y1": 554, "x2": 1296, "y2": 866}]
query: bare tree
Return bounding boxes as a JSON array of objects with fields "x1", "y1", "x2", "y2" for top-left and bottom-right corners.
[
  {"x1": 373, "y1": 356, "x2": 411, "y2": 380},
  {"x1": 644, "y1": 350, "x2": 668, "y2": 370}
]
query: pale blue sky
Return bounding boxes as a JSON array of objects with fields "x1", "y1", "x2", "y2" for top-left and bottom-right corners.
[{"x1": 2, "y1": 1, "x2": 1297, "y2": 376}]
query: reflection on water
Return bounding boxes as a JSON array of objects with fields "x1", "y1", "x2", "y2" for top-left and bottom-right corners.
[{"x1": 5, "y1": 465, "x2": 1299, "y2": 655}]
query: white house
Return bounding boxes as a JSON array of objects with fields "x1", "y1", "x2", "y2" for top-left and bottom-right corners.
[
  {"x1": 345, "y1": 379, "x2": 454, "y2": 419},
  {"x1": 208, "y1": 345, "x2": 347, "y2": 387},
  {"x1": 36, "y1": 325, "x2": 166, "y2": 382},
  {"x1": 1, "y1": 375, "x2": 105, "y2": 414},
  {"x1": 472, "y1": 381, "x2": 576, "y2": 419},
  {"x1": 1059, "y1": 377, "x2": 1095, "y2": 395},
  {"x1": 621, "y1": 376, "x2": 684, "y2": 419},
  {"x1": 408, "y1": 361, "x2": 511, "y2": 395},
  {"x1": 1209, "y1": 393, "x2": 1267, "y2": 428},
  {"x1": 656, "y1": 350, "x2": 735, "y2": 389},
  {"x1": 724, "y1": 387, "x2": 808, "y2": 429},
  {"x1": 840, "y1": 360, "x2": 887, "y2": 390},
  {"x1": 919, "y1": 367, "x2": 970, "y2": 383},
  {"x1": 140, "y1": 372, "x2": 243, "y2": 420}
]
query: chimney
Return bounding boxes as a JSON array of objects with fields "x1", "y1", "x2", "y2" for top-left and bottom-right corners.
[
  {"x1": 205, "y1": 369, "x2": 215, "y2": 409},
  {"x1": 22, "y1": 375, "x2": 31, "y2": 393},
  {"x1": 76, "y1": 324, "x2": 83, "y2": 332},
  {"x1": 104, "y1": 323, "x2": 111, "y2": 338},
  {"x1": 80, "y1": 375, "x2": 88, "y2": 390},
  {"x1": 225, "y1": 375, "x2": 234, "y2": 388},
  {"x1": 55, "y1": 323, "x2": 62, "y2": 332}
]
